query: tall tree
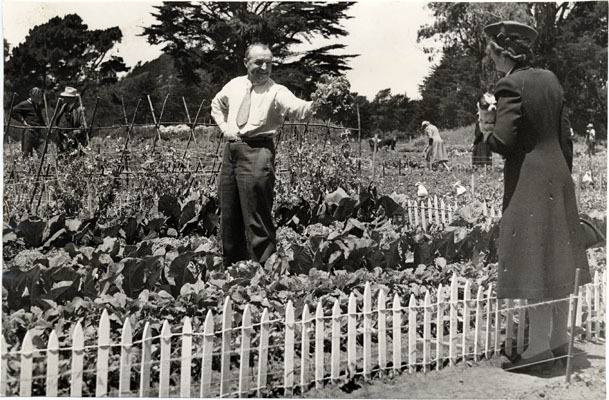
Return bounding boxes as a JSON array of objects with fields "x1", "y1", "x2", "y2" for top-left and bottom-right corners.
[
  {"x1": 5, "y1": 14, "x2": 128, "y2": 98},
  {"x1": 142, "y1": 2, "x2": 356, "y2": 96}
]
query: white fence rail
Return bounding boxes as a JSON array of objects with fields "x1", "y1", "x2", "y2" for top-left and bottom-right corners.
[{"x1": 1, "y1": 271, "x2": 604, "y2": 397}]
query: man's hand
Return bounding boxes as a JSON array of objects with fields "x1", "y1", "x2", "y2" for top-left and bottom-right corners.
[{"x1": 223, "y1": 126, "x2": 240, "y2": 142}]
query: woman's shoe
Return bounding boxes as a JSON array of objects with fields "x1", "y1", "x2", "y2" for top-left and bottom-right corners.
[
  {"x1": 502, "y1": 349, "x2": 555, "y2": 373},
  {"x1": 551, "y1": 344, "x2": 569, "y2": 366}
]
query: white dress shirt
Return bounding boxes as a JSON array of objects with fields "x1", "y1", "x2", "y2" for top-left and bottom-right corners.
[{"x1": 211, "y1": 76, "x2": 313, "y2": 139}]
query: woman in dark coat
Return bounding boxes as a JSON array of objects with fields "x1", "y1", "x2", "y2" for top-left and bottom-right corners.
[{"x1": 481, "y1": 21, "x2": 590, "y2": 369}]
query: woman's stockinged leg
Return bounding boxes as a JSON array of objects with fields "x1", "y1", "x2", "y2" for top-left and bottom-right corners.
[
  {"x1": 522, "y1": 301, "x2": 552, "y2": 358},
  {"x1": 550, "y1": 300, "x2": 570, "y2": 348}
]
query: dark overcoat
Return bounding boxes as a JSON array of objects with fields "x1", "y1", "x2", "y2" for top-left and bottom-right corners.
[{"x1": 487, "y1": 66, "x2": 590, "y2": 300}]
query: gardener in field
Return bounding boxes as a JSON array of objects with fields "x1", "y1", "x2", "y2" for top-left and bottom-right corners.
[
  {"x1": 421, "y1": 120, "x2": 449, "y2": 170},
  {"x1": 585, "y1": 123, "x2": 596, "y2": 156},
  {"x1": 481, "y1": 20, "x2": 590, "y2": 372},
  {"x1": 54, "y1": 86, "x2": 87, "y2": 155},
  {"x1": 211, "y1": 43, "x2": 316, "y2": 267},
  {"x1": 12, "y1": 87, "x2": 46, "y2": 156}
]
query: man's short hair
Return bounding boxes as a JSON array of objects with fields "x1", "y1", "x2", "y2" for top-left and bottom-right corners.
[
  {"x1": 245, "y1": 43, "x2": 271, "y2": 60},
  {"x1": 29, "y1": 87, "x2": 42, "y2": 97}
]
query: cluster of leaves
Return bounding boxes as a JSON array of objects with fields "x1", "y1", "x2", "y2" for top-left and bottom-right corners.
[{"x1": 311, "y1": 74, "x2": 354, "y2": 122}]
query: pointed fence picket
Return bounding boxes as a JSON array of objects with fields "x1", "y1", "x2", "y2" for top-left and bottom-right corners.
[
  {"x1": 377, "y1": 289, "x2": 387, "y2": 373},
  {"x1": 96, "y1": 310, "x2": 110, "y2": 397},
  {"x1": 2, "y1": 275, "x2": 604, "y2": 398},
  {"x1": 70, "y1": 322, "x2": 84, "y2": 397},
  {"x1": 301, "y1": 304, "x2": 311, "y2": 389},
  {"x1": 46, "y1": 330, "x2": 59, "y2": 397},
  {"x1": 284, "y1": 300, "x2": 295, "y2": 395},
  {"x1": 140, "y1": 322, "x2": 152, "y2": 398}
]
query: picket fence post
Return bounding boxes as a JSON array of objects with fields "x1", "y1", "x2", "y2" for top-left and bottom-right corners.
[
  {"x1": 408, "y1": 294, "x2": 417, "y2": 373},
  {"x1": 19, "y1": 330, "x2": 33, "y2": 396},
  {"x1": 485, "y1": 285, "x2": 493, "y2": 358},
  {"x1": 423, "y1": 290, "x2": 432, "y2": 372},
  {"x1": 239, "y1": 305, "x2": 252, "y2": 396},
  {"x1": 440, "y1": 199, "x2": 447, "y2": 225},
  {"x1": 576, "y1": 288, "x2": 583, "y2": 334},
  {"x1": 118, "y1": 318, "x2": 133, "y2": 396},
  {"x1": 315, "y1": 301, "x2": 324, "y2": 388},
  {"x1": 594, "y1": 271, "x2": 600, "y2": 338},
  {"x1": 392, "y1": 294, "x2": 402, "y2": 372},
  {"x1": 407, "y1": 200, "x2": 414, "y2": 227},
  {"x1": 96, "y1": 309, "x2": 110, "y2": 397},
  {"x1": 158, "y1": 320, "x2": 171, "y2": 398},
  {"x1": 414, "y1": 201, "x2": 420, "y2": 228},
  {"x1": 586, "y1": 286, "x2": 593, "y2": 340},
  {"x1": 331, "y1": 300, "x2": 341, "y2": 382},
  {"x1": 448, "y1": 204, "x2": 453, "y2": 223},
  {"x1": 434, "y1": 195, "x2": 440, "y2": 225},
  {"x1": 284, "y1": 300, "x2": 295, "y2": 395},
  {"x1": 494, "y1": 296, "x2": 501, "y2": 354},
  {"x1": 421, "y1": 201, "x2": 427, "y2": 232},
  {"x1": 506, "y1": 299, "x2": 515, "y2": 357},
  {"x1": 363, "y1": 282, "x2": 372, "y2": 379},
  {"x1": 347, "y1": 293, "x2": 357, "y2": 376},
  {"x1": 181, "y1": 317, "x2": 193, "y2": 398},
  {"x1": 377, "y1": 289, "x2": 387, "y2": 373},
  {"x1": 46, "y1": 330, "x2": 59, "y2": 397},
  {"x1": 1, "y1": 335, "x2": 7, "y2": 396},
  {"x1": 140, "y1": 321, "x2": 152, "y2": 397},
  {"x1": 516, "y1": 299, "x2": 526, "y2": 354},
  {"x1": 201, "y1": 310, "x2": 214, "y2": 398},
  {"x1": 436, "y1": 284, "x2": 444, "y2": 371},
  {"x1": 474, "y1": 286, "x2": 484, "y2": 361},
  {"x1": 301, "y1": 304, "x2": 311, "y2": 389},
  {"x1": 71, "y1": 321, "x2": 84, "y2": 397},
  {"x1": 462, "y1": 280, "x2": 471, "y2": 360},
  {"x1": 256, "y1": 309, "x2": 269, "y2": 397},
  {"x1": 427, "y1": 198, "x2": 433, "y2": 223},
  {"x1": 220, "y1": 297, "x2": 233, "y2": 397},
  {"x1": 449, "y1": 275, "x2": 458, "y2": 366}
]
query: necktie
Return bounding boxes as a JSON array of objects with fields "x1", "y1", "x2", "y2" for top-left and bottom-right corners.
[{"x1": 236, "y1": 85, "x2": 252, "y2": 128}]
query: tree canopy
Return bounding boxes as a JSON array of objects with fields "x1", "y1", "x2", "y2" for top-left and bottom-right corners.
[
  {"x1": 142, "y1": 1, "x2": 357, "y2": 96},
  {"x1": 416, "y1": 2, "x2": 608, "y2": 135},
  {"x1": 4, "y1": 14, "x2": 128, "y2": 99}
]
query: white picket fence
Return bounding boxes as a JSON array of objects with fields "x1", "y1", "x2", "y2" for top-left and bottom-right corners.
[
  {"x1": 1, "y1": 270, "x2": 604, "y2": 397},
  {"x1": 394, "y1": 195, "x2": 501, "y2": 231}
]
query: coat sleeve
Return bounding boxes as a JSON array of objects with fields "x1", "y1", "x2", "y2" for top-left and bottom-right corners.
[
  {"x1": 487, "y1": 77, "x2": 522, "y2": 157},
  {"x1": 559, "y1": 102, "x2": 573, "y2": 172}
]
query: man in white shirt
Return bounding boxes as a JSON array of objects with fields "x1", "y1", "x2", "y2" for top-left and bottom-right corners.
[
  {"x1": 585, "y1": 123, "x2": 596, "y2": 156},
  {"x1": 211, "y1": 43, "x2": 315, "y2": 267}
]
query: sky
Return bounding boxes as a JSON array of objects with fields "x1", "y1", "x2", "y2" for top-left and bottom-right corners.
[{"x1": 1, "y1": 0, "x2": 440, "y2": 100}]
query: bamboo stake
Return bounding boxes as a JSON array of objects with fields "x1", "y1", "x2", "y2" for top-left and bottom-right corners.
[{"x1": 29, "y1": 101, "x2": 61, "y2": 211}]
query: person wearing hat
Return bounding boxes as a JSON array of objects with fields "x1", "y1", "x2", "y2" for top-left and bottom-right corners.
[
  {"x1": 421, "y1": 120, "x2": 449, "y2": 171},
  {"x1": 54, "y1": 86, "x2": 87, "y2": 154},
  {"x1": 481, "y1": 21, "x2": 590, "y2": 372},
  {"x1": 12, "y1": 87, "x2": 47, "y2": 156},
  {"x1": 585, "y1": 123, "x2": 596, "y2": 156}
]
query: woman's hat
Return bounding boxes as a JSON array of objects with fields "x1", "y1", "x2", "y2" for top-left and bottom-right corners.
[
  {"x1": 421, "y1": 120, "x2": 430, "y2": 128},
  {"x1": 587, "y1": 123, "x2": 594, "y2": 128},
  {"x1": 483, "y1": 21, "x2": 538, "y2": 43},
  {"x1": 60, "y1": 86, "x2": 79, "y2": 97}
]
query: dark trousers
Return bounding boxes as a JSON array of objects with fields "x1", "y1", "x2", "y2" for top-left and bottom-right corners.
[
  {"x1": 22, "y1": 129, "x2": 42, "y2": 156},
  {"x1": 219, "y1": 139, "x2": 276, "y2": 266}
]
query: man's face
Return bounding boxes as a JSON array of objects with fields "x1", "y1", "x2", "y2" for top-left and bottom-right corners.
[{"x1": 244, "y1": 46, "x2": 273, "y2": 86}]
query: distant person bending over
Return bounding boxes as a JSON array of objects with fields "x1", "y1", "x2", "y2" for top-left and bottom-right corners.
[
  {"x1": 471, "y1": 121, "x2": 492, "y2": 167},
  {"x1": 482, "y1": 21, "x2": 589, "y2": 371},
  {"x1": 211, "y1": 43, "x2": 317, "y2": 267},
  {"x1": 54, "y1": 86, "x2": 87, "y2": 155},
  {"x1": 12, "y1": 87, "x2": 46, "y2": 156},
  {"x1": 585, "y1": 123, "x2": 596, "y2": 156},
  {"x1": 421, "y1": 120, "x2": 449, "y2": 171}
]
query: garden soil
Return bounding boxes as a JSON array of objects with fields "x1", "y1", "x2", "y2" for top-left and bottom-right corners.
[{"x1": 304, "y1": 340, "x2": 606, "y2": 399}]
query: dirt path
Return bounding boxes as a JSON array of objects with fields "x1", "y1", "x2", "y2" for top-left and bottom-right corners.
[{"x1": 304, "y1": 340, "x2": 605, "y2": 399}]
